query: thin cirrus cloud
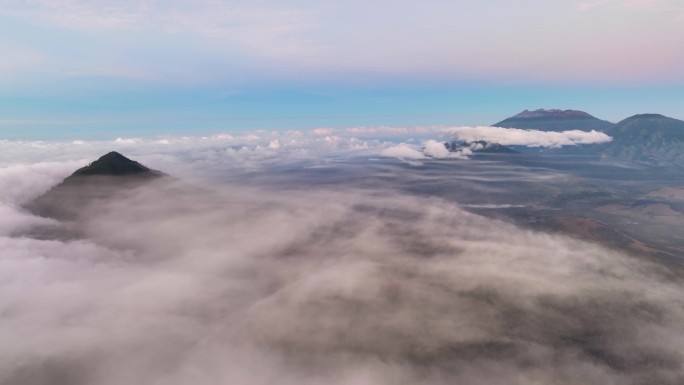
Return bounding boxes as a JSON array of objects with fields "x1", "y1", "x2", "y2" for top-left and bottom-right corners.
[
  {"x1": 0, "y1": 0, "x2": 320, "y2": 84},
  {"x1": 0, "y1": 0, "x2": 683, "y2": 84},
  {"x1": 0, "y1": 0, "x2": 318, "y2": 57},
  {"x1": 577, "y1": 0, "x2": 679, "y2": 11}
]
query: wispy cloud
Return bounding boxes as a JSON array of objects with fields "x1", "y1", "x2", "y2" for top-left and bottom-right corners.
[
  {"x1": 0, "y1": 42, "x2": 47, "y2": 78},
  {"x1": 2, "y1": 0, "x2": 684, "y2": 85},
  {"x1": 0, "y1": 0, "x2": 318, "y2": 59},
  {"x1": 577, "y1": 0, "x2": 682, "y2": 12}
]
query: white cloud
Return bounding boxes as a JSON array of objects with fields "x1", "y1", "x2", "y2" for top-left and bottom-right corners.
[
  {"x1": 381, "y1": 138, "x2": 499, "y2": 162},
  {"x1": 0, "y1": 127, "x2": 435, "y2": 164},
  {"x1": 443, "y1": 126, "x2": 612, "y2": 148},
  {"x1": 114, "y1": 137, "x2": 140, "y2": 144},
  {"x1": 0, "y1": 161, "x2": 85, "y2": 204},
  {"x1": 0, "y1": 129, "x2": 395, "y2": 185},
  {"x1": 310, "y1": 128, "x2": 333, "y2": 136},
  {"x1": 422, "y1": 139, "x2": 451, "y2": 158},
  {"x1": 0, "y1": 161, "x2": 82, "y2": 236},
  {"x1": 380, "y1": 144, "x2": 426, "y2": 160}
]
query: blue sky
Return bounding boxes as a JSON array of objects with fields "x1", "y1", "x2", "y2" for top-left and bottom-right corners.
[{"x1": 1, "y1": 0, "x2": 683, "y2": 139}]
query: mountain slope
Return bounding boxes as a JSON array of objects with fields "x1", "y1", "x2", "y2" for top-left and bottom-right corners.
[{"x1": 494, "y1": 109, "x2": 614, "y2": 132}]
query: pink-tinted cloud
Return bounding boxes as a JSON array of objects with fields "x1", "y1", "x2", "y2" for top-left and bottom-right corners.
[
  {"x1": 0, "y1": 1, "x2": 683, "y2": 84},
  {"x1": 577, "y1": 0, "x2": 673, "y2": 11}
]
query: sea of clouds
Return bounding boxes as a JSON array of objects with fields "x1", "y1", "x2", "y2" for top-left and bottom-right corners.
[
  {"x1": 1, "y1": 127, "x2": 681, "y2": 385},
  {"x1": 0, "y1": 124, "x2": 612, "y2": 170}
]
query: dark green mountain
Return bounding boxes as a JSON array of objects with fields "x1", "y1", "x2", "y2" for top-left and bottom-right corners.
[
  {"x1": 493, "y1": 109, "x2": 614, "y2": 132},
  {"x1": 27, "y1": 152, "x2": 165, "y2": 219},
  {"x1": 598, "y1": 114, "x2": 684, "y2": 164}
]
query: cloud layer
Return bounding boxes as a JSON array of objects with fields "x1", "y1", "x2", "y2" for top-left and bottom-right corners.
[{"x1": 0, "y1": 140, "x2": 683, "y2": 384}]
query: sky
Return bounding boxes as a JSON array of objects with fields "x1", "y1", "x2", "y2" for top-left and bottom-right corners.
[
  {"x1": 2, "y1": 2, "x2": 684, "y2": 381},
  {"x1": 1, "y1": 0, "x2": 684, "y2": 139}
]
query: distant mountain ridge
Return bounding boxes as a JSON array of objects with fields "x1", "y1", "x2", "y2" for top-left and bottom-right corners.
[
  {"x1": 598, "y1": 114, "x2": 684, "y2": 164},
  {"x1": 494, "y1": 109, "x2": 615, "y2": 132},
  {"x1": 604, "y1": 114, "x2": 684, "y2": 141},
  {"x1": 490, "y1": 110, "x2": 684, "y2": 166},
  {"x1": 513, "y1": 109, "x2": 595, "y2": 119}
]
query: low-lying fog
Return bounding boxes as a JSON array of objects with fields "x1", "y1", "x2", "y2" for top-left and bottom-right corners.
[{"x1": 1, "y1": 134, "x2": 683, "y2": 385}]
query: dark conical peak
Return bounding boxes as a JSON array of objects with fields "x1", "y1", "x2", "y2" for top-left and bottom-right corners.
[{"x1": 72, "y1": 151, "x2": 157, "y2": 177}]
